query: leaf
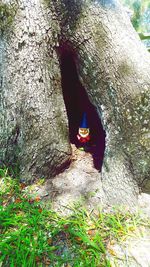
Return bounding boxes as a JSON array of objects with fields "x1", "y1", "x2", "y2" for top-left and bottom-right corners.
[
  {"x1": 15, "y1": 198, "x2": 22, "y2": 203},
  {"x1": 43, "y1": 256, "x2": 51, "y2": 265},
  {"x1": 108, "y1": 248, "x2": 117, "y2": 256},
  {"x1": 63, "y1": 224, "x2": 69, "y2": 229},
  {"x1": 35, "y1": 256, "x2": 41, "y2": 263},
  {"x1": 74, "y1": 236, "x2": 82, "y2": 242},
  {"x1": 87, "y1": 229, "x2": 96, "y2": 236},
  {"x1": 70, "y1": 229, "x2": 100, "y2": 251},
  {"x1": 47, "y1": 238, "x2": 52, "y2": 245},
  {"x1": 110, "y1": 240, "x2": 116, "y2": 245},
  {"x1": 35, "y1": 196, "x2": 41, "y2": 202},
  {"x1": 20, "y1": 183, "x2": 26, "y2": 190},
  {"x1": 138, "y1": 32, "x2": 150, "y2": 40},
  {"x1": 28, "y1": 199, "x2": 34, "y2": 204}
]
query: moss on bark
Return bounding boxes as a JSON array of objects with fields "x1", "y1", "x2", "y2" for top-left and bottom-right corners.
[{"x1": 0, "y1": 3, "x2": 17, "y2": 33}]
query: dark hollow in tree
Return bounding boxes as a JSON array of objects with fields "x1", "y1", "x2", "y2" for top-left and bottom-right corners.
[{"x1": 58, "y1": 44, "x2": 106, "y2": 171}]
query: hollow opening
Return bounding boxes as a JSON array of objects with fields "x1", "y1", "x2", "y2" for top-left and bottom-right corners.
[{"x1": 58, "y1": 44, "x2": 106, "y2": 171}]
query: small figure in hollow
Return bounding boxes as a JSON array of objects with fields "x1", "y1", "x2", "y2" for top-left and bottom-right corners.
[{"x1": 77, "y1": 112, "x2": 90, "y2": 150}]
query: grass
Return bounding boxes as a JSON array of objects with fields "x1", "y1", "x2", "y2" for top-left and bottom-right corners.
[{"x1": 0, "y1": 168, "x2": 147, "y2": 267}]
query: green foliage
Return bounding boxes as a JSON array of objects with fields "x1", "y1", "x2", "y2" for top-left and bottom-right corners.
[
  {"x1": 121, "y1": 0, "x2": 149, "y2": 32},
  {"x1": 0, "y1": 3, "x2": 17, "y2": 33},
  {"x1": 121, "y1": 0, "x2": 150, "y2": 49},
  {"x1": 0, "y1": 169, "x2": 148, "y2": 267},
  {"x1": 132, "y1": 0, "x2": 142, "y2": 30}
]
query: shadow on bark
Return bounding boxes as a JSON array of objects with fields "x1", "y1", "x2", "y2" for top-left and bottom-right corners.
[{"x1": 57, "y1": 43, "x2": 106, "y2": 171}]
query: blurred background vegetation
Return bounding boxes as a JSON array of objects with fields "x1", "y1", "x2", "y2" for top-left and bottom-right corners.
[{"x1": 121, "y1": 0, "x2": 150, "y2": 51}]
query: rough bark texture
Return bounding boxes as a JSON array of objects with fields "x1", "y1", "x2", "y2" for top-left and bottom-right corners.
[{"x1": 0, "y1": 0, "x2": 150, "y2": 205}]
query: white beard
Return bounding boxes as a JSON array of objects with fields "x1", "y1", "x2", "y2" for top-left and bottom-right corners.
[{"x1": 79, "y1": 132, "x2": 89, "y2": 138}]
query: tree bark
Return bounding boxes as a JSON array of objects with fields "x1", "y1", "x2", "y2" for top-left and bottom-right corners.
[{"x1": 0, "y1": 0, "x2": 150, "y2": 204}]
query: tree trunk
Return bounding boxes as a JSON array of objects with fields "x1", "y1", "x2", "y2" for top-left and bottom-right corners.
[{"x1": 0, "y1": 0, "x2": 150, "y2": 205}]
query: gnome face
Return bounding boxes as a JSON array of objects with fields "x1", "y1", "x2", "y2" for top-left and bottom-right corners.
[{"x1": 79, "y1": 128, "x2": 90, "y2": 138}]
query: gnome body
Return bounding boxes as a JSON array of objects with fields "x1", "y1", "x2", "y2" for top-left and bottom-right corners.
[{"x1": 77, "y1": 113, "x2": 90, "y2": 148}]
